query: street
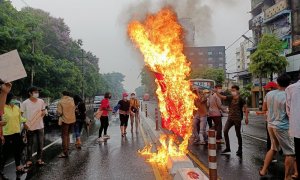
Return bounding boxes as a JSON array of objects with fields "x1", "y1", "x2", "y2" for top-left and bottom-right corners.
[
  {"x1": 142, "y1": 101, "x2": 285, "y2": 180},
  {"x1": 3, "y1": 106, "x2": 155, "y2": 180}
]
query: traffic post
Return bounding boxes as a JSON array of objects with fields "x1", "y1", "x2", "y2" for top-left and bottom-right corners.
[{"x1": 208, "y1": 129, "x2": 217, "y2": 180}]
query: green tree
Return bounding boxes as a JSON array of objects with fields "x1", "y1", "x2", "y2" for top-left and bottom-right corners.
[
  {"x1": 140, "y1": 66, "x2": 156, "y2": 97},
  {"x1": 240, "y1": 83, "x2": 252, "y2": 106},
  {"x1": 249, "y1": 34, "x2": 288, "y2": 110},
  {"x1": 190, "y1": 67, "x2": 225, "y2": 85}
]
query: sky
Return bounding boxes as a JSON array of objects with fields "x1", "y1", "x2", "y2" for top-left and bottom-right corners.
[{"x1": 10, "y1": 0, "x2": 251, "y2": 93}]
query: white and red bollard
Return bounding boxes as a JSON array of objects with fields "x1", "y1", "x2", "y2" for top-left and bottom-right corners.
[
  {"x1": 155, "y1": 108, "x2": 159, "y2": 130},
  {"x1": 208, "y1": 129, "x2": 217, "y2": 180},
  {"x1": 145, "y1": 104, "x2": 148, "y2": 118}
]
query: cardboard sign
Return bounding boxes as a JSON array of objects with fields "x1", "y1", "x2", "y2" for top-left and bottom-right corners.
[{"x1": 0, "y1": 50, "x2": 27, "y2": 82}]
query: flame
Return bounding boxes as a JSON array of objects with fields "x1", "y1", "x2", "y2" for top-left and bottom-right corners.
[{"x1": 128, "y1": 8, "x2": 195, "y2": 165}]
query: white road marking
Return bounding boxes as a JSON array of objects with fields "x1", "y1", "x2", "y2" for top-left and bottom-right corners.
[{"x1": 242, "y1": 133, "x2": 267, "y2": 143}]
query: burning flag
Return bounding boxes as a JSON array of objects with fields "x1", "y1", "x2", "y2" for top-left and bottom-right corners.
[{"x1": 128, "y1": 8, "x2": 196, "y2": 165}]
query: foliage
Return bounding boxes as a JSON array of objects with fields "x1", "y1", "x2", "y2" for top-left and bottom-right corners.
[
  {"x1": 0, "y1": 1, "x2": 116, "y2": 100},
  {"x1": 101, "y1": 72, "x2": 125, "y2": 99},
  {"x1": 135, "y1": 85, "x2": 146, "y2": 98},
  {"x1": 240, "y1": 83, "x2": 252, "y2": 106},
  {"x1": 190, "y1": 67, "x2": 225, "y2": 85},
  {"x1": 140, "y1": 66, "x2": 157, "y2": 97},
  {"x1": 249, "y1": 34, "x2": 288, "y2": 80}
]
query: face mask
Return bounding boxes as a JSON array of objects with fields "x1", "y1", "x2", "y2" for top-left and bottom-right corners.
[
  {"x1": 32, "y1": 93, "x2": 39, "y2": 98},
  {"x1": 131, "y1": 96, "x2": 135, "y2": 99},
  {"x1": 109, "y1": 96, "x2": 112, "y2": 99},
  {"x1": 231, "y1": 92, "x2": 237, "y2": 96},
  {"x1": 217, "y1": 89, "x2": 222, "y2": 93}
]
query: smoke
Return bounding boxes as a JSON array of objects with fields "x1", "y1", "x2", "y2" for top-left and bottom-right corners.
[{"x1": 120, "y1": 0, "x2": 239, "y2": 46}]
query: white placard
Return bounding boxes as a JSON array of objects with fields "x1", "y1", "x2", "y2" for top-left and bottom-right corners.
[{"x1": 0, "y1": 50, "x2": 27, "y2": 82}]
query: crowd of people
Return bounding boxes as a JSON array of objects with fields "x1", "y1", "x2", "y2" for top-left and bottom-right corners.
[
  {"x1": 0, "y1": 84, "x2": 87, "y2": 179},
  {"x1": 191, "y1": 73, "x2": 300, "y2": 180}
]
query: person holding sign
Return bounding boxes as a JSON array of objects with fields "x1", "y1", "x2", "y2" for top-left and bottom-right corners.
[{"x1": 21, "y1": 86, "x2": 46, "y2": 167}]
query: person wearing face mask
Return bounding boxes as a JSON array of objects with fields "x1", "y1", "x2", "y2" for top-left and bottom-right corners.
[
  {"x1": 1, "y1": 93, "x2": 27, "y2": 178},
  {"x1": 115, "y1": 93, "x2": 130, "y2": 137},
  {"x1": 129, "y1": 93, "x2": 140, "y2": 133},
  {"x1": 215, "y1": 85, "x2": 248, "y2": 156},
  {"x1": 208, "y1": 84, "x2": 225, "y2": 144},
  {"x1": 97, "y1": 92, "x2": 112, "y2": 143},
  {"x1": 21, "y1": 86, "x2": 46, "y2": 167}
]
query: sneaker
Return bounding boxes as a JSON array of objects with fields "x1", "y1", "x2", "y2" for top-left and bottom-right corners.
[
  {"x1": 236, "y1": 150, "x2": 243, "y2": 156},
  {"x1": 97, "y1": 137, "x2": 105, "y2": 142},
  {"x1": 221, "y1": 149, "x2": 231, "y2": 154},
  {"x1": 103, "y1": 135, "x2": 110, "y2": 139}
]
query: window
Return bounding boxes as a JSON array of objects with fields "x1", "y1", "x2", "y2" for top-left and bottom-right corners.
[
  {"x1": 238, "y1": 65, "x2": 240, "y2": 69},
  {"x1": 219, "y1": 64, "x2": 223, "y2": 67},
  {"x1": 219, "y1": 57, "x2": 224, "y2": 61},
  {"x1": 208, "y1": 57, "x2": 213, "y2": 61},
  {"x1": 198, "y1": 52, "x2": 204, "y2": 56},
  {"x1": 208, "y1": 51, "x2": 213, "y2": 56},
  {"x1": 208, "y1": 64, "x2": 213, "y2": 68},
  {"x1": 219, "y1": 52, "x2": 223, "y2": 55}
]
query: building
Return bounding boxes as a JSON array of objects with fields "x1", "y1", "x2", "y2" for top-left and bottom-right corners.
[
  {"x1": 179, "y1": 18, "x2": 195, "y2": 47},
  {"x1": 246, "y1": 0, "x2": 300, "y2": 108},
  {"x1": 235, "y1": 38, "x2": 253, "y2": 87},
  {"x1": 184, "y1": 46, "x2": 226, "y2": 71}
]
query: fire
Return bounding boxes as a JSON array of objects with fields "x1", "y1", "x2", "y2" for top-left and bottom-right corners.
[{"x1": 128, "y1": 8, "x2": 195, "y2": 165}]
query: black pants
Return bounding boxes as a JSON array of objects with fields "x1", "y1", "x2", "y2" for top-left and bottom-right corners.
[
  {"x1": 3, "y1": 133, "x2": 22, "y2": 167},
  {"x1": 207, "y1": 117, "x2": 213, "y2": 129},
  {"x1": 266, "y1": 123, "x2": 271, "y2": 150},
  {"x1": 211, "y1": 116, "x2": 222, "y2": 140},
  {"x1": 224, "y1": 119, "x2": 242, "y2": 151},
  {"x1": 27, "y1": 129, "x2": 44, "y2": 161},
  {"x1": 295, "y1": 138, "x2": 300, "y2": 179},
  {"x1": 99, "y1": 116, "x2": 109, "y2": 137},
  {"x1": 120, "y1": 114, "x2": 129, "y2": 127}
]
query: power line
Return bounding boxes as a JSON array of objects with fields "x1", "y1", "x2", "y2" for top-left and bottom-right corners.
[{"x1": 225, "y1": 30, "x2": 250, "y2": 51}]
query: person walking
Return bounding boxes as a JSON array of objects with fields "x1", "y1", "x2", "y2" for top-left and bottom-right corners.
[
  {"x1": 114, "y1": 93, "x2": 130, "y2": 137},
  {"x1": 97, "y1": 92, "x2": 112, "y2": 143},
  {"x1": 215, "y1": 85, "x2": 248, "y2": 156},
  {"x1": 208, "y1": 84, "x2": 225, "y2": 144},
  {"x1": 0, "y1": 80, "x2": 11, "y2": 180},
  {"x1": 57, "y1": 91, "x2": 76, "y2": 158},
  {"x1": 1, "y1": 93, "x2": 27, "y2": 177},
  {"x1": 129, "y1": 93, "x2": 140, "y2": 133},
  {"x1": 260, "y1": 74, "x2": 295, "y2": 180},
  {"x1": 21, "y1": 86, "x2": 46, "y2": 167},
  {"x1": 286, "y1": 73, "x2": 300, "y2": 180},
  {"x1": 73, "y1": 95, "x2": 86, "y2": 149}
]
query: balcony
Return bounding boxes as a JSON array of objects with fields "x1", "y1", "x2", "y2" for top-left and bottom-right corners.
[
  {"x1": 263, "y1": 0, "x2": 290, "y2": 23},
  {"x1": 249, "y1": 12, "x2": 264, "y2": 30}
]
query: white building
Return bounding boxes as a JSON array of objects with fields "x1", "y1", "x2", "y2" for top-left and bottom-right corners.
[{"x1": 235, "y1": 38, "x2": 253, "y2": 72}]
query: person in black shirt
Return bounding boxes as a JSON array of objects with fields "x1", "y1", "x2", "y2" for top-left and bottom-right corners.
[
  {"x1": 115, "y1": 93, "x2": 130, "y2": 137},
  {"x1": 73, "y1": 95, "x2": 86, "y2": 149}
]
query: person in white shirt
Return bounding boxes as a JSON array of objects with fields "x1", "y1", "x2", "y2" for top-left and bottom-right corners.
[
  {"x1": 21, "y1": 86, "x2": 46, "y2": 167},
  {"x1": 286, "y1": 74, "x2": 300, "y2": 179}
]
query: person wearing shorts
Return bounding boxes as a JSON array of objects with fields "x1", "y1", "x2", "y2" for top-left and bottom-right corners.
[
  {"x1": 117, "y1": 93, "x2": 130, "y2": 137},
  {"x1": 260, "y1": 74, "x2": 295, "y2": 179}
]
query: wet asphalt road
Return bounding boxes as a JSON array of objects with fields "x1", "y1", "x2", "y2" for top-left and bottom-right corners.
[
  {"x1": 3, "y1": 102, "x2": 155, "y2": 180},
  {"x1": 143, "y1": 101, "x2": 286, "y2": 180}
]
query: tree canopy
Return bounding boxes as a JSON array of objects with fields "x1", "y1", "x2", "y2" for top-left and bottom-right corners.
[
  {"x1": 249, "y1": 34, "x2": 288, "y2": 80},
  {"x1": 0, "y1": 1, "x2": 124, "y2": 99},
  {"x1": 190, "y1": 67, "x2": 225, "y2": 85}
]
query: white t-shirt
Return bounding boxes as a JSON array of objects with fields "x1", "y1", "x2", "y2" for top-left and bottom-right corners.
[{"x1": 21, "y1": 98, "x2": 45, "y2": 131}]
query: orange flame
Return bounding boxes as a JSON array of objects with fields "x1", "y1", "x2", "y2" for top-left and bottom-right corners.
[{"x1": 128, "y1": 8, "x2": 195, "y2": 165}]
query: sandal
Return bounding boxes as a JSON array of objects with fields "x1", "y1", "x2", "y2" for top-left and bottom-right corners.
[
  {"x1": 16, "y1": 168, "x2": 28, "y2": 174},
  {"x1": 37, "y1": 160, "x2": 46, "y2": 166},
  {"x1": 25, "y1": 161, "x2": 33, "y2": 168},
  {"x1": 58, "y1": 153, "x2": 68, "y2": 158}
]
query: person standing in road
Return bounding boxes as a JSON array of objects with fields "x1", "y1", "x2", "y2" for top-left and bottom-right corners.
[
  {"x1": 57, "y1": 91, "x2": 76, "y2": 158},
  {"x1": 0, "y1": 80, "x2": 11, "y2": 180},
  {"x1": 21, "y1": 86, "x2": 46, "y2": 167},
  {"x1": 97, "y1": 92, "x2": 112, "y2": 143},
  {"x1": 129, "y1": 93, "x2": 140, "y2": 133},
  {"x1": 114, "y1": 93, "x2": 130, "y2": 137},
  {"x1": 196, "y1": 89, "x2": 210, "y2": 145},
  {"x1": 215, "y1": 85, "x2": 248, "y2": 156},
  {"x1": 208, "y1": 84, "x2": 225, "y2": 144},
  {"x1": 1, "y1": 93, "x2": 27, "y2": 176},
  {"x1": 73, "y1": 95, "x2": 86, "y2": 149},
  {"x1": 260, "y1": 74, "x2": 295, "y2": 179},
  {"x1": 286, "y1": 72, "x2": 300, "y2": 180}
]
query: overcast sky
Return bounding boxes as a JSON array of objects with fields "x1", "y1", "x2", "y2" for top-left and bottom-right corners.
[{"x1": 11, "y1": 0, "x2": 251, "y2": 93}]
